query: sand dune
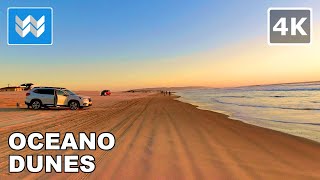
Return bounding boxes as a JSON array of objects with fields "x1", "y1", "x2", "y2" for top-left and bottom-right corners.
[{"x1": 0, "y1": 91, "x2": 319, "y2": 179}]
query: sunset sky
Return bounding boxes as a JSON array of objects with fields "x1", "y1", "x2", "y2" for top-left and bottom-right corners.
[{"x1": 0, "y1": 1, "x2": 320, "y2": 90}]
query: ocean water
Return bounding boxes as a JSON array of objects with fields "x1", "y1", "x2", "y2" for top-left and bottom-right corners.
[{"x1": 176, "y1": 82, "x2": 320, "y2": 143}]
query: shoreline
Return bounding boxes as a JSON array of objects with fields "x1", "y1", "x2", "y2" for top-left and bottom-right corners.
[
  {"x1": 1, "y1": 92, "x2": 320, "y2": 179},
  {"x1": 175, "y1": 92, "x2": 320, "y2": 143},
  {"x1": 174, "y1": 95, "x2": 320, "y2": 145}
]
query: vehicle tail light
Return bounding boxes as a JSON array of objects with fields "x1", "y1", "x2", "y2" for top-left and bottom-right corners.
[{"x1": 26, "y1": 93, "x2": 30, "y2": 96}]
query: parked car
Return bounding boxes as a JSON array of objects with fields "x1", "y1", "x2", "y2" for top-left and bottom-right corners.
[
  {"x1": 25, "y1": 87, "x2": 92, "y2": 110},
  {"x1": 101, "y1": 90, "x2": 111, "y2": 96}
]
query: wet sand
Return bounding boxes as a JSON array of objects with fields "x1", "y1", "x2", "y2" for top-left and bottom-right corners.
[{"x1": 0, "y1": 91, "x2": 319, "y2": 179}]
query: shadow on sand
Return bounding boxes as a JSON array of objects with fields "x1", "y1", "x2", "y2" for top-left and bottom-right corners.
[{"x1": 0, "y1": 107, "x2": 75, "y2": 112}]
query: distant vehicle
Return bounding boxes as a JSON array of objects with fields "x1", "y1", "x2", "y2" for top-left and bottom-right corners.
[
  {"x1": 25, "y1": 87, "x2": 92, "y2": 110},
  {"x1": 101, "y1": 90, "x2": 111, "y2": 96}
]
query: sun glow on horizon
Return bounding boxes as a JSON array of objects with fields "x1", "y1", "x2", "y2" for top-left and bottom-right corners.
[{"x1": 1, "y1": 27, "x2": 320, "y2": 91}]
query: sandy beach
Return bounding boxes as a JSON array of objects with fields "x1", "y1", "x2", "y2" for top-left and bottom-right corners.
[{"x1": 0, "y1": 91, "x2": 320, "y2": 179}]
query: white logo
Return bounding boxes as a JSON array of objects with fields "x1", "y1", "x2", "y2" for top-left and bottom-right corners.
[
  {"x1": 273, "y1": 17, "x2": 307, "y2": 36},
  {"x1": 15, "y1": 15, "x2": 45, "y2": 38}
]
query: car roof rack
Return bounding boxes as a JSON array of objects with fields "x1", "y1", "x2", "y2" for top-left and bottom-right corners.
[{"x1": 33, "y1": 87, "x2": 66, "y2": 89}]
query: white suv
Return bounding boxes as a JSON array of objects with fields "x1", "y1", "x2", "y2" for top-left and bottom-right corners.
[{"x1": 25, "y1": 87, "x2": 92, "y2": 110}]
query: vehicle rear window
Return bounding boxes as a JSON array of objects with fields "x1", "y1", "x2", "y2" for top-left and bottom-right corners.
[{"x1": 33, "y1": 89, "x2": 54, "y2": 95}]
